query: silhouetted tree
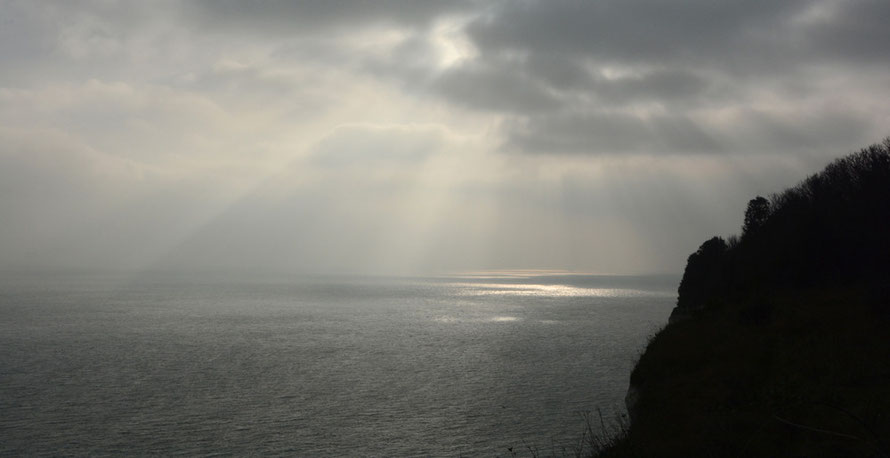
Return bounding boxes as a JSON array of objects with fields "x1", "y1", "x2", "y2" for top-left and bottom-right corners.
[
  {"x1": 676, "y1": 138, "x2": 890, "y2": 309},
  {"x1": 742, "y1": 196, "x2": 770, "y2": 237}
]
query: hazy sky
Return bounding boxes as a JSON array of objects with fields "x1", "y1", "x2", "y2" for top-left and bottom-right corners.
[{"x1": 1, "y1": 0, "x2": 888, "y2": 275}]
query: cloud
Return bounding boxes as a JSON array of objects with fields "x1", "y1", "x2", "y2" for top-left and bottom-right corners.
[
  {"x1": 799, "y1": 0, "x2": 890, "y2": 64},
  {"x1": 503, "y1": 112, "x2": 723, "y2": 155},
  {"x1": 389, "y1": 0, "x2": 890, "y2": 156},
  {"x1": 0, "y1": 0, "x2": 887, "y2": 275},
  {"x1": 498, "y1": 102, "x2": 872, "y2": 156},
  {"x1": 464, "y1": 0, "x2": 809, "y2": 70},
  {"x1": 589, "y1": 69, "x2": 714, "y2": 106},
  {"x1": 434, "y1": 60, "x2": 561, "y2": 114},
  {"x1": 184, "y1": 0, "x2": 477, "y2": 35}
]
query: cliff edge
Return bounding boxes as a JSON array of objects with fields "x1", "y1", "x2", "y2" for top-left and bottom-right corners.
[{"x1": 600, "y1": 140, "x2": 890, "y2": 457}]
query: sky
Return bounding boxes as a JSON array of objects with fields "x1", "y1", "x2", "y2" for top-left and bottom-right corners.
[{"x1": 1, "y1": 0, "x2": 888, "y2": 276}]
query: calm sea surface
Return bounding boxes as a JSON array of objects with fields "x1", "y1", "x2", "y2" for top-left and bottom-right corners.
[{"x1": 0, "y1": 273, "x2": 675, "y2": 456}]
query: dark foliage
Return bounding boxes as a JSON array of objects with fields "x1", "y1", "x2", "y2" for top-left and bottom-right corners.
[
  {"x1": 678, "y1": 138, "x2": 890, "y2": 310},
  {"x1": 611, "y1": 288, "x2": 890, "y2": 457},
  {"x1": 742, "y1": 196, "x2": 771, "y2": 238},
  {"x1": 675, "y1": 236, "x2": 728, "y2": 313},
  {"x1": 599, "y1": 139, "x2": 890, "y2": 457}
]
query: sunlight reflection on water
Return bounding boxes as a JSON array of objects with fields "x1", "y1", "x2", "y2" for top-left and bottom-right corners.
[
  {"x1": 432, "y1": 315, "x2": 524, "y2": 323},
  {"x1": 489, "y1": 316, "x2": 519, "y2": 322},
  {"x1": 0, "y1": 274, "x2": 675, "y2": 456},
  {"x1": 451, "y1": 282, "x2": 669, "y2": 298}
]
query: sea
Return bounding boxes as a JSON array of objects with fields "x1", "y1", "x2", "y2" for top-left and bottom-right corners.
[{"x1": 0, "y1": 272, "x2": 676, "y2": 457}]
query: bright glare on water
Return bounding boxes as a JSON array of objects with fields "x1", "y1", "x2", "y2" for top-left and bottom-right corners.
[
  {"x1": 454, "y1": 282, "x2": 668, "y2": 298},
  {"x1": 0, "y1": 273, "x2": 675, "y2": 456}
]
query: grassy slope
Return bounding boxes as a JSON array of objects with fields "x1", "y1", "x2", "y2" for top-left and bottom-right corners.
[{"x1": 598, "y1": 287, "x2": 890, "y2": 457}]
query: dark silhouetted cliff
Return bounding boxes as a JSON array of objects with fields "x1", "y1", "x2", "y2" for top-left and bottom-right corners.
[{"x1": 600, "y1": 139, "x2": 890, "y2": 457}]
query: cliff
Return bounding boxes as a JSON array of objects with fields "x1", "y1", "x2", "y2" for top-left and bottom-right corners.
[{"x1": 599, "y1": 140, "x2": 890, "y2": 457}]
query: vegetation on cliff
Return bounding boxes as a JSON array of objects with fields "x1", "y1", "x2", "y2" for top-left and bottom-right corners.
[{"x1": 599, "y1": 140, "x2": 890, "y2": 457}]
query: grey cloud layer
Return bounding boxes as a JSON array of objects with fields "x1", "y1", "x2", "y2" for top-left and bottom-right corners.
[
  {"x1": 6, "y1": 0, "x2": 887, "y2": 156},
  {"x1": 185, "y1": 0, "x2": 478, "y2": 33},
  {"x1": 1, "y1": 0, "x2": 888, "y2": 275},
  {"x1": 454, "y1": 0, "x2": 888, "y2": 154},
  {"x1": 265, "y1": 0, "x2": 885, "y2": 155}
]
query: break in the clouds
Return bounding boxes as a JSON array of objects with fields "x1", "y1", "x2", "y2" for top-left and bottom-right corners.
[{"x1": 0, "y1": 0, "x2": 888, "y2": 275}]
